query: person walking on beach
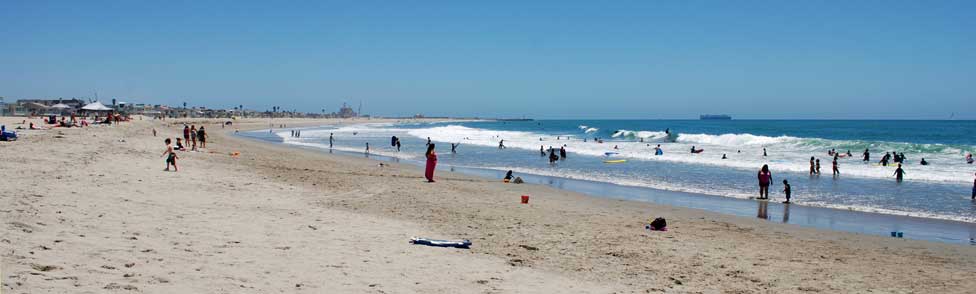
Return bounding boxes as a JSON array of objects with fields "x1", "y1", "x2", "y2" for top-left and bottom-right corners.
[
  {"x1": 424, "y1": 144, "x2": 437, "y2": 182},
  {"x1": 152, "y1": 128, "x2": 157, "y2": 137},
  {"x1": 162, "y1": 138, "x2": 178, "y2": 172},
  {"x1": 329, "y1": 133, "x2": 334, "y2": 149},
  {"x1": 757, "y1": 165, "x2": 772, "y2": 200},
  {"x1": 183, "y1": 125, "x2": 190, "y2": 143},
  {"x1": 832, "y1": 157, "x2": 839, "y2": 176},
  {"x1": 190, "y1": 125, "x2": 198, "y2": 151},
  {"x1": 893, "y1": 164, "x2": 906, "y2": 182},
  {"x1": 197, "y1": 126, "x2": 207, "y2": 148},
  {"x1": 782, "y1": 179, "x2": 791, "y2": 204},
  {"x1": 365, "y1": 142, "x2": 370, "y2": 154}
]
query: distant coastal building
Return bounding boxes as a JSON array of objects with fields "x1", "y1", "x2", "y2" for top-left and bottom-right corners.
[
  {"x1": 700, "y1": 114, "x2": 732, "y2": 120},
  {"x1": 337, "y1": 103, "x2": 358, "y2": 118}
]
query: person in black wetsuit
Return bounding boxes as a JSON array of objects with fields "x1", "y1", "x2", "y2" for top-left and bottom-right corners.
[
  {"x1": 395, "y1": 138, "x2": 401, "y2": 152},
  {"x1": 540, "y1": 145, "x2": 546, "y2": 156},
  {"x1": 504, "y1": 170, "x2": 514, "y2": 182},
  {"x1": 451, "y1": 143, "x2": 459, "y2": 154},
  {"x1": 548, "y1": 148, "x2": 559, "y2": 164},
  {"x1": 920, "y1": 158, "x2": 928, "y2": 165},
  {"x1": 559, "y1": 146, "x2": 567, "y2": 159},
  {"x1": 893, "y1": 164, "x2": 906, "y2": 182},
  {"x1": 863, "y1": 148, "x2": 870, "y2": 162}
]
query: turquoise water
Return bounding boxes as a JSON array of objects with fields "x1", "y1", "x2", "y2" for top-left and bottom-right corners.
[{"x1": 260, "y1": 119, "x2": 976, "y2": 223}]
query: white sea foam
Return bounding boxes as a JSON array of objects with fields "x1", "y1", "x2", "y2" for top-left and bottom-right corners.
[{"x1": 404, "y1": 125, "x2": 975, "y2": 184}]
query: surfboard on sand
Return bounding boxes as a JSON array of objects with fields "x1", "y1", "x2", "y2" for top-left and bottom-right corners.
[
  {"x1": 410, "y1": 237, "x2": 471, "y2": 248},
  {"x1": 604, "y1": 159, "x2": 627, "y2": 164}
]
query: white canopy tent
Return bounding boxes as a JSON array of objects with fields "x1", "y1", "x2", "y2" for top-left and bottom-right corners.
[
  {"x1": 49, "y1": 103, "x2": 72, "y2": 109},
  {"x1": 81, "y1": 101, "x2": 113, "y2": 111}
]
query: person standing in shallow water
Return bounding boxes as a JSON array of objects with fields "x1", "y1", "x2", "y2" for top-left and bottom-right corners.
[
  {"x1": 971, "y1": 172, "x2": 976, "y2": 200},
  {"x1": 832, "y1": 157, "x2": 839, "y2": 176},
  {"x1": 424, "y1": 144, "x2": 437, "y2": 182},
  {"x1": 329, "y1": 133, "x2": 334, "y2": 149},
  {"x1": 757, "y1": 164, "x2": 772, "y2": 200},
  {"x1": 809, "y1": 157, "x2": 815, "y2": 175},
  {"x1": 893, "y1": 164, "x2": 906, "y2": 182}
]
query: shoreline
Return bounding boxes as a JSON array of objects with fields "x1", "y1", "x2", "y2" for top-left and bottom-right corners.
[
  {"x1": 4, "y1": 117, "x2": 976, "y2": 293},
  {"x1": 241, "y1": 125, "x2": 976, "y2": 245}
]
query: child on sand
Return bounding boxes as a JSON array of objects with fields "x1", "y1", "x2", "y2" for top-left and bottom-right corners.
[
  {"x1": 782, "y1": 180, "x2": 791, "y2": 203},
  {"x1": 162, "y1": 138, "x2": 178, "y2": 172},
  {"x1": 175, "y1": 138, "x2": 185, "y2": 151}
]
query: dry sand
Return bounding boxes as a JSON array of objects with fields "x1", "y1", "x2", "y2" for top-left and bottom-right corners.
[{"x1": 2, "y1": 116, "x2": 975, "y2": 293}]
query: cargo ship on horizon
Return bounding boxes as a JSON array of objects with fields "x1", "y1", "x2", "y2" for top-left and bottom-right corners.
[{"x1": 700, "y1": 114, "x2": 732, "y2": 120}]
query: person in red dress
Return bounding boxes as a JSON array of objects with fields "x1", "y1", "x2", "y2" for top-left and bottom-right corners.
[{"x1": 425, "y1": 144, "x2": 437, "y2": 182}]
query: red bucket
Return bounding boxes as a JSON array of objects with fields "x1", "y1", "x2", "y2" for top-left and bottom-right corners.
[{"x1": 521, "y1": 195, "x2": 530, "y2": 204}]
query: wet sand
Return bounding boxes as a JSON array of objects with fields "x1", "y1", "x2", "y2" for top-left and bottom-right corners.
[{"x1": 3, "y1": 116, "x2": 976, "y2": 293}]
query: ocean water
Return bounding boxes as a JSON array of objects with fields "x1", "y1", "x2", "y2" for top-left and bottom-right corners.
[{"x1": 261, "y1": 120, "x2": 976, "y2": 223}]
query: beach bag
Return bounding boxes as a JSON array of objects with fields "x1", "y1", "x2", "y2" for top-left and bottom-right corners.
[{"x1": 650, "y1": 217, "x2": 667, "y2": 231}]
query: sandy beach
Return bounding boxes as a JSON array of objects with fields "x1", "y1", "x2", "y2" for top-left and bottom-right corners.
[{"x1": 3, "y1": 117, "x2": 976, "y2": 293}]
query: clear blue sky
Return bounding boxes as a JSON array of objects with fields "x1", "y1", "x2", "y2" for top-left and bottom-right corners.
[{"x1": 2, "y1": 1, "x2": 974, "y2": 119}]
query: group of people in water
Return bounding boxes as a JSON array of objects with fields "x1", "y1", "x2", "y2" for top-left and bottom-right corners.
[{"x1": 540, "y1": 145, "x2": 568, "y2": 164}]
